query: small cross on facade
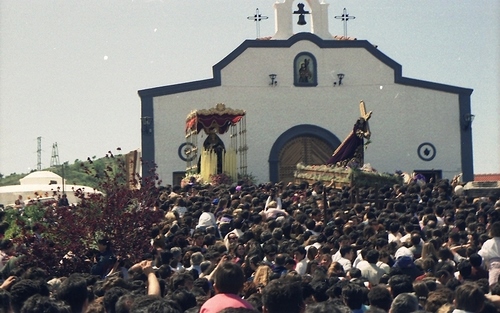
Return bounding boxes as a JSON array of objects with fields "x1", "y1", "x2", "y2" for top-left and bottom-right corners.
[
  {"x1": 247, "y1": 8, "x2": 268, "y2": 39},
  {"x1": 335, "y1": 8, "x2": 356, "y2": 38}
]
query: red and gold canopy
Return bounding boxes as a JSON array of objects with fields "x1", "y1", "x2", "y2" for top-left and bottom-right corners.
[{"x1": 186, "y1": 103, "x2": 246, "y2": 135}]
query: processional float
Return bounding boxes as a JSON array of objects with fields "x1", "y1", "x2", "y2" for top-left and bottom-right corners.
[{"x1": 182, "y1": 103, "x2": 247, "y2": 183}]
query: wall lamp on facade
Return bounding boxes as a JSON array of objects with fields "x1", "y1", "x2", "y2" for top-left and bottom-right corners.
[
  {"x1": 269, "y1": 74, "x2": 278, "y2": 86},
  {"x1": 141, "y1": 116, "x2": 153, "y2": 135},
  {"x1": 462, "y1": 113, "x2": 475, "y2": 130},
  {"x1": 333, "y1": 73, "x2": 345, "y2": 86}
]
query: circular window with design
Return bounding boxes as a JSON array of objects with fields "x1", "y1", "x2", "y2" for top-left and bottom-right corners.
[{"x1": 417, "y1": 142, "x2": 436, "y2": 161}]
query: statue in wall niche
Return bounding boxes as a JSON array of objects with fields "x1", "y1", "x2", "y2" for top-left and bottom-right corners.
[
  {"x1": 298, "y1": 58, "x2": 312, "y2": 83},
  {"x1": 326, "y1": 101, "x2": 372, "y2": 168}
]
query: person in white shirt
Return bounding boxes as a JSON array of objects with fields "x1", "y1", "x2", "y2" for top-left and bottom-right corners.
[
  {"x1": 356, "y1": 249, "x2": 386, "y2": 286},
  {"x1": 185, "y1": 252, "x2": 204, "y2": 276},
  {"x1": 332, "y1": 235, "x2": 350, "y2": 262},
  {"x1": 338, "y1": 246, "x2": 354, "y2": 272},
  {"x1": 293, "y1": 246, "x2": 308, "y2": 276},
  {"x1": 388, "y1": 222, "x2": 402, "y2": 247},
  {"x1": 376, "y1": 250, "x2": 391, "y2": 274},
  {"x1": 171, "y1": 197, "x2": 188, "y2": 218},
  {"x1": 478, "y1": 221, "x2": 500, "y2": 286}
]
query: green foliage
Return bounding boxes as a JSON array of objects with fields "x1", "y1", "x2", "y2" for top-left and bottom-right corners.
[
  {"x1": 0, "y1": 173, "x2": 24, "y2": 187},
  {"x1": 3, "y1": 203, "x2": 50, "y2": 239}
]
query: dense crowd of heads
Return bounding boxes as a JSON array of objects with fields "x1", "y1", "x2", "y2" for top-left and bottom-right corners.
[{"x1": 0, "y1": 177, "x2": 500, "y2": 313}]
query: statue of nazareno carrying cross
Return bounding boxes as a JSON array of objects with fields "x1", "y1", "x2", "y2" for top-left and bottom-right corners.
[{"x1": 326, "y1": 101, "x2": 372, "y2": 168}]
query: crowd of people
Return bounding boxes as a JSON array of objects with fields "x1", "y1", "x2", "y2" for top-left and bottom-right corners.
[{"x1": 1, "y1": 176, "x2": 500, "y2": 313}]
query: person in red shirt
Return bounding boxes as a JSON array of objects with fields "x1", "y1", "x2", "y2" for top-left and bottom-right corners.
[{"x1": 200, "y1": 259, "x2": 254, "y2": 313}]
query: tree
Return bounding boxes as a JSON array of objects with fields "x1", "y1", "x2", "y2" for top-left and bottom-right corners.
[{"x1": 12, "y1": 151, "x2": 164, "y2": 277}]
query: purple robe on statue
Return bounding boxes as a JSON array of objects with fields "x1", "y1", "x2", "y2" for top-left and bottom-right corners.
[{"x1": 327, "y1": 118, "x2": 368, "y2": 166}]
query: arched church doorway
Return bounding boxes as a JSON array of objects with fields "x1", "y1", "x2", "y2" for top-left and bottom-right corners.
[
  {"x1": 278, "y1": 136, "x2": 334, "y2": 183},
  {"x1": 268, "y1": 124, "x2": 341, "y2": 183}
]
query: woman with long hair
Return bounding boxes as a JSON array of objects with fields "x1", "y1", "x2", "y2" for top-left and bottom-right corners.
[
  {"x1": 415, "y1": 241, "x2": 439, "y2": 268},
  {"x1": 230, "y1": 243, "x2": 246, "y2": 265},
  {"x1": 422, "y1": 240, "x2": 439, "y2": 261},
  {"x1": 305, "y1": 260, "x2": 319, "y2": 276},
  {"x1": 253, "y1": 265, "x2": 272, "y2": 290},
  {"x1": 306, "y1": 246, "x2": 318, "y2": 262}
]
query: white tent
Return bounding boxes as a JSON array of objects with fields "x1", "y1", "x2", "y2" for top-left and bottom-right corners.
[{"x1": 0, "y1": 171, "x2": 100, "y2": 206}]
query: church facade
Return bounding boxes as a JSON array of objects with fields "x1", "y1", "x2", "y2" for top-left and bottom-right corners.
[{"x1": 138, "y1": 0, "x2": 473, "y2": 185}]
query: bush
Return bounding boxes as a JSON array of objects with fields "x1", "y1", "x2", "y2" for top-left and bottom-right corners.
[{"x1": 10, "y1": 151, "x2": 165, "y2": 277}]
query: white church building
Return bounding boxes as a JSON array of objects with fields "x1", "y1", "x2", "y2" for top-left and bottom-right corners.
[{"x1": 138, "y1": 0, "x2": 473, "y2": 185}]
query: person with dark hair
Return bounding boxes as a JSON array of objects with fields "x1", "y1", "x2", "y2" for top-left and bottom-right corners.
[
  {"x1": 456, "y1": 260, "x2": 472, "y2": 282},
  {"x1": 342, "y1": 283, "x2": 366, "y2": 313},
  {"x1": 0, "y1": 288, "x2": 12, "y2": 313},
  {"x1": 388, "y1": 275, "x2": 413, "y2": 298},
  {"x1": 478, "y1": 221, "x2": 500, "y2": 286},
  {"x1": 115, "y1": 294, "x2": 135, "y2": 313},
  {"x1": 425, "y1": 288, "x2": 454, "y2": 313},
  {"x1": 390, "y1": 293, "x2": 419, "y2": 313},
  {"x1": 338, "y1": 246, "x2": 354, "y2": 272},
  {"x1": 21, "y1": 295, "x2": 70, "y2": 313},
  {"x1": 293, "y1": 246, "x2": 308, "y2": 276},
  {"x1": 413, "y1": 281, "x2": 429, "y2": 308},
  {"x1": 168, "y1": 289, "x2": 197, "y2": 312},
  {"x1": 129, "y1": 260, "x2": 161, "y2": 296},
  {"x1": 103, "y1": 287, "x2": 129, "y2": 313},
  {"x1": 130, "y1": 295, "x2": 164, "y2": 313},
  {"x1": 310, "y1": 280, "x2": 329, "y2": 303},
  {"x1": 468, "y1": 253, "x2": 488, "y2": 281},
  {"x1": 368, "y1": 286, "x2": 393, "y2": 312},
  {"x1": 347, "y1": 268, "x2": 362, "y2": 281},
  {"x1": 306, "y1": 301, "x2": 345, "y2": 313},
  {"x1": 453, "y1": 283, "x2": 485, "y2": 313},
  {"x1": 10, "y1": 279, "x2": 50, "y2": 313},
  {"x1": 356, "y1": 249, "x2": 385, "y2": 286},
  {"x1": 262, "y1": 278, "x2": 305, "y2": 313},
  {"x1": 56, "y1": 274, "x2": 89, "y2": 313},
  {"x1": 91, "y1": 237, "x2": 116, "y2": 278},
  {"x1": 333, "y1": 236, "x2": 351, "y2": 262},
  {"x1": 200, "y1": 261, "x2": 253, "y2": 313},
  {"x1": 0, "y1": 239, "x2": 14, "y2": 272},
  {"x1": 147, "y1": 298, "x2": 184, "y2": 313},
  {"x1": 409, "y1": 232, "x2": 423, "y2": 259}
]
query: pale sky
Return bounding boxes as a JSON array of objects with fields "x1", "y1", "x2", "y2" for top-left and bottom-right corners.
[{"x1": 1, "y1": 0, "x2": 499, "y2": 177}]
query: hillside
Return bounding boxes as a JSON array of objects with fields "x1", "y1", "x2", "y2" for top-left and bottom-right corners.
[{"x1": 0, "y1": 155, "x2": 125, "y2": 190}]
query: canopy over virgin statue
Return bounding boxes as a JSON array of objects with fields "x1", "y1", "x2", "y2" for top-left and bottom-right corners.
[
  {"x1": 186, "y1": 103, "x2": 246, "y2": 135},
  {"x1": 184, "y1": 103, "x2": 248, "y2": 183}
]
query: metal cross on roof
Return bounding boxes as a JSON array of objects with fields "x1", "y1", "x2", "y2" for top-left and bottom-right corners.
[
  {"x1": 247, "y1": 8, "x2": 268, "y2": 39},
  {"x1": 335, "y1": 8, "x2": 356, "y2": 38}
]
